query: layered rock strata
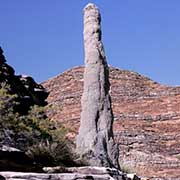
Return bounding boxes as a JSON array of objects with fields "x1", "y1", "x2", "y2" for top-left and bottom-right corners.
[
  {"x1": 42, "y1": 66, "x2": 180, "y2": 180},
  {"x1": 0, "y1": 167, "x2": 141, "y2": 180},
  {"x1": 76, "y1": 4, "x2": 119, "y2": 168}
]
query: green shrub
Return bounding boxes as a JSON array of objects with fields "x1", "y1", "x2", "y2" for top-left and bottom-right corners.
[
  {"x1": 26, "y1": 139, "x2": 75, "y2": 167},
  {"x1": 119, "y1": 162, "x2": 135, "y2": 174},
  {"x1": 0, "y1": 83, "x2": 76, "y2": 167}
]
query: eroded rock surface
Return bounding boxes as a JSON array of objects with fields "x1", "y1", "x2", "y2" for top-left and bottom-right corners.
[
  {"x1": 42, "y1": 66, "x2": 180, "y2": 180},
  {"x1": 76, "y1": 3, "x2": 119, "y2": 168},
  {"x1": 0, "y1": 166, "x2": 141, "y2": 180}
]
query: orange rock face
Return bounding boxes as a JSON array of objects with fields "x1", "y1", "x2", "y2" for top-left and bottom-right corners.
[{"x1": 42, "y1": 66, "x2": 180, "y2": 180}]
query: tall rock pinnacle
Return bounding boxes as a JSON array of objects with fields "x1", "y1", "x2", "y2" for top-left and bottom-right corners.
[{"x1": 76, "y1": 3, "x2": 120, "y2": 169}]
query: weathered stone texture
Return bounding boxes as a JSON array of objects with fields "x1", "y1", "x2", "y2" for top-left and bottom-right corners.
[
  {"x1": 76, "y1": 3, "x2": 119, "y2": 168},
  {"x1": 42, "y1": 66, "x2": 180, "y2": 180},
  {"x1": 0, "y1": 166, "x2": 141, "y2": 180}
]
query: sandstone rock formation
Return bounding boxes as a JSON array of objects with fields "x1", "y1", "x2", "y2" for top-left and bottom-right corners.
[
  {"x1": 76, "y1": 4, "x2": 119, "y2": 169},
  {"x1": 42, "y1": 66, "x2": 180, "y2": 180},
  {"x1": 43, "y1": 166, "x2": 141, "y2": 180},
  {"x1": 0, "y1": 167, "x2": 141, "y2": 180}
]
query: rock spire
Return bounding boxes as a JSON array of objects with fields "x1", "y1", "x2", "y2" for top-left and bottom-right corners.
[{"x1": 76, "y1": 4, "x2": 120, "y2": 169}]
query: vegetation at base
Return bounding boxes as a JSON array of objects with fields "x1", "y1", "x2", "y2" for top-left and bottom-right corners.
[
  {"x1": 0, "y1": 83, "x2": 76, "y2": 167},
  {"x1": 119, "y1": 162, "x2": 135, "y2": 174}
]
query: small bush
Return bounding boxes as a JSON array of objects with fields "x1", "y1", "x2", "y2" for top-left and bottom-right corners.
[
  {"x1": 119, "y1": 162, "x2": 135, "y2": 174},
  {"x1": 0, "y1": 83, "x2": 77, "y2": 167},
  {"x1": 26, "y1": 139, "x2": 75, "y2": 167}
]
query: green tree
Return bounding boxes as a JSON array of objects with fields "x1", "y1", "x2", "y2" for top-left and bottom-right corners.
[{"x1": 0, "y1": 83, "x2": 76, "y2": 167}]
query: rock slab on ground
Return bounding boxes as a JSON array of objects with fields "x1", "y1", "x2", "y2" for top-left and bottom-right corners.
[
  {"x1": 0, "y1": 145, "x2": 38, "y2": 172},
  {"x1": 0, "y1": 166, "x2": 141, "y2": 180}
]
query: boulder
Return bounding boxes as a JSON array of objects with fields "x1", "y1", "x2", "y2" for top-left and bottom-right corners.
[{"x1": 0, "y1": 145, "x2": 38, "y2": 172}]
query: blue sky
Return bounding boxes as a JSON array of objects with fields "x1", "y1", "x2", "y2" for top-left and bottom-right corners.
[{"x1": 1, "y1": 1, "x2": 180, "y2": 85}]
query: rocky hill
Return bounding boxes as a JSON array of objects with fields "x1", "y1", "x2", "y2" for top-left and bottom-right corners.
[
  {"x1": 0, "y1": 47, "x2": 48, "y2": 113},
  {"x1": 42, "y1": 66, "x2": 180, "y2": 180}
]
